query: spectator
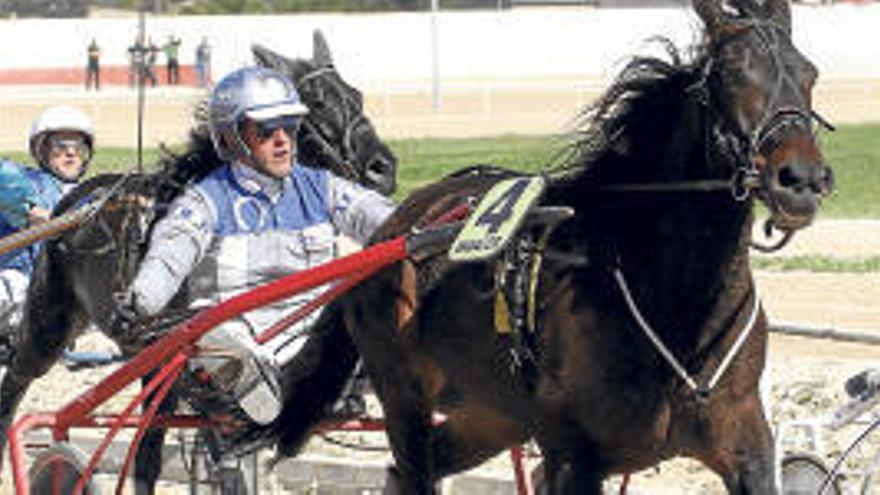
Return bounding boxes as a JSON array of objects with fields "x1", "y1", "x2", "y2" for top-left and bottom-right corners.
[
  {"x1": 195, "y1": 36, "x2": 212, "y2": 87},
  {"x1": 85, "y1": 38, "x2": 100, "y2": 90},
  {"x1": 144, "y1": 39, "x2": 158, "y2": 87},
  {"x1": 163, "y1": 35, "x2": 181, "y2": 85},
  {"x1": 127, "y1": 38, "x2": 140, "y2": 87},
  {"x1": 128, "y1": 37, "x2": 156, "y2": 88}
]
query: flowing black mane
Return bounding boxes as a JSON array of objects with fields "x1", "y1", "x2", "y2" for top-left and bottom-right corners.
[
  {"x1": 553, "y1": 39, "x2": 723, "y2": 189},
  {"x1": 153, "y1": 129, "x2": 219, "y2": 206}
]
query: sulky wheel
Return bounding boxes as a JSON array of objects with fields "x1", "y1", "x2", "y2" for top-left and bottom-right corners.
[
  {"x1": 781, "y1": 453, "x2": 841, "y2": 495},
  {"x1": 29, "y1": 442, "x2": 100, "y2": 495}
]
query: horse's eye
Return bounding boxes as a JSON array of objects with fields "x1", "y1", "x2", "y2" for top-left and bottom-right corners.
[{"x1": 800, "y1": 62, "x2": 818, "y2": 88}]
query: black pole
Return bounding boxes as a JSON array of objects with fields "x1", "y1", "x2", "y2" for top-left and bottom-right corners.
[{"x1": 136, "y1": 7, "x2": 146, "y2": 173}]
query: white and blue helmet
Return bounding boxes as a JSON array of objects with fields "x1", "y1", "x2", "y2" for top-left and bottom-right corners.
[
  {"x1": 208, "y1": 66, "x2": 308, "y2": 162},
  {"x1": 28, "y1": 105, "x2": 95, "y2": 180}
]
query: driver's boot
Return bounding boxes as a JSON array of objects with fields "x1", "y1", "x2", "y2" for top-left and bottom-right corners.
[{"x1": 195, "y1": 320, "x2": 283, "y2": 425}]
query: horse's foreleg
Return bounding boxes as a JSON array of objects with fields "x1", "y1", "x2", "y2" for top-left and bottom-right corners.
[
  {"x1": 535, "y1": 439, "x2": 605, "y2": 495},
  {"x1": 133, "y1": 373, "x2": 179, "y2": 495},
  {"x1": 0, "y1": 367, "x2": 34, "y2": 452},
  {"x1": 376, "y1": 378, "x2": 437, "y2": 495},
  {"x1": 133, "y1": 428, "x2": 165, "y2": 495},
  {"x1": 275, "y1": 303, "x2": 359, "y2": 458},
  {"x1": 697, "y1": 391, "x2": 776, "y2": 495},
  {"x1": 431, "y1": 403, "x2": 529, "y2": 478},
  {"x1": 0, "y1": 287, "x2": 76, "y2": 466},
  {"x1": 346, "y1": 266, "x2": 437, "y2": 495}
]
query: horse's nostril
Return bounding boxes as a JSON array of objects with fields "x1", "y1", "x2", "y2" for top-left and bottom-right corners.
[
  {"x1": 777, "y1": 166, "x2": 799, "y2": 189},
  {"x1": 777, "y1": 162, "x2": 830, "y2": 196},
  {"x1": 369, "y1": 156, "x2": 392, "y2": 175}
]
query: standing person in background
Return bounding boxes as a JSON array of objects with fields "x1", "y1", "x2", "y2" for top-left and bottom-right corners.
[
  {"x1": 144, "y1": 39, "x2": 159, "y2": 87},
  {"x1": 195, "y1": 37, "x2": 212, "y2": 87},
  {"x1": 0, "y1": 106, "x2": 95, "y2": 362},
  {"x1": 85, "y1": 38, "x2": 101, "y2": 91},
  {"x1": 127, "y1": 38, "x2": 140, "y2": 87},
  {"x1": 163, "y1": 35, "x2": 181, "y2": 85}
]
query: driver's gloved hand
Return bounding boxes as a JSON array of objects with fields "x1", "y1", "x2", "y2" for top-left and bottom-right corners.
[{"x1": 108, "y1": 293, "x2": 143, "y2": 353}]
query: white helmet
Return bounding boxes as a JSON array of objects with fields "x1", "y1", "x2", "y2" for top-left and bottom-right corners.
[
  {"x1": 28, "y1": 105, "x2": 95, "y2": 180},
  {"x1": 208, "y1": 66, "x2": 308, "y2": 162}
]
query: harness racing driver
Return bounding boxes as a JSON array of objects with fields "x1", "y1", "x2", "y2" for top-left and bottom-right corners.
[
  {"x1": 0, "y1": 106, "x2": 95, "y2": 361},
  {"x1": 111, "y1": 66, "x2": 395, "y2": 425}
]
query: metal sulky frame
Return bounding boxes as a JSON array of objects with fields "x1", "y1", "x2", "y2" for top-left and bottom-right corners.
[{"x1": 4, "y1": 201, "x2": 538, "y2": 495}]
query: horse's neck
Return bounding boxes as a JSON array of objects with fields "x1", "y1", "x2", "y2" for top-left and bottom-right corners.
[
  {"x1": 555, "y1": 100, "x2": 755, "y2": 343},
  {"x1": 624, "y1": 102, "x2": 753, "y2": 306}
]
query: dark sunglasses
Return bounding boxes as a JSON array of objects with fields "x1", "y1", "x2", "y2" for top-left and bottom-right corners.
[
  {"x1": 46, "y1": 135, "x2": 90, "y2": 157},
  {"x1": 248, "y1": 116, "x2": 302, "y2": 141}
]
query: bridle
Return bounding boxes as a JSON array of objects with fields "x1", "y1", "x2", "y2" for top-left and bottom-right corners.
[
  {"x1": 596, "y1": 20, "x2": 832, "y2": 251},
  {"x1": 567, "y1": 22, "x2": 834, "y2": 393},
  {"x1": 296, "y1": 66, "x2": 369, "y2": 183},
  {"x1": 737, "y1": 20, "x2": 835, "y2": 155}
]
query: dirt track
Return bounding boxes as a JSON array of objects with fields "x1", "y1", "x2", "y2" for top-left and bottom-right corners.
[{"x1": 1, "y1": 75, "x2": 878, "y2": 150}]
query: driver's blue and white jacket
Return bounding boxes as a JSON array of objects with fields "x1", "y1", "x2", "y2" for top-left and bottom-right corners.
[
  {"x1": 0, "y1": 159, "x2": 68, "y2": 275},
  {"x1": 129, "y1": 161, "x2": 394, "y2": 362}
]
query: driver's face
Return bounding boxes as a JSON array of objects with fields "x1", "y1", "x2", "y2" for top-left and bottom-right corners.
[
  {"x1": 45, "y1": 131, "x2": 89, "y2": 182},
  {"x1": 240, "y1": 117, "x2": 299, "y2": 179}
]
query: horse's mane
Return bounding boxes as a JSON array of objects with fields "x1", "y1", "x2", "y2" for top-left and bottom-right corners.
[
  {"x1": 153, "y1": 129, "x2": 221, "y2": 208},
  {"x1": 551, "y1": 39, "x2": 711, "y2": 184}
]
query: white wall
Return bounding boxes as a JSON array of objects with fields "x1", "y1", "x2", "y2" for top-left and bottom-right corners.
[{"x1": 0, "y1": 5, "x2": 878, "y2": 85}]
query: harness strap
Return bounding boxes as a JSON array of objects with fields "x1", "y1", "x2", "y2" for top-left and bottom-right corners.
[
  {"x1": 493, "y1": 239, "x2": 539, "y2": 378},
  {"x1": 613, "y1": 267, "x2": 761, "y2": 397}
]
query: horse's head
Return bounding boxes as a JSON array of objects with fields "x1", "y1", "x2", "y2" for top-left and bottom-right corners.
[
  {"x1": 695, "y1": 0, "x2": 832, "y2": 231},
  {"x1": 252, "y1": 31, "x2": 397, "y2": 196}
]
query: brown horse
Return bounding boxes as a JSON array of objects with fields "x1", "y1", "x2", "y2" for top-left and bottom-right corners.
[{"x1": 341, "y1": 0, "x2": 833, "y2": 493}]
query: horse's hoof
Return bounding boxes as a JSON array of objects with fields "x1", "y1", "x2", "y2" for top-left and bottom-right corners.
[
  {"x1": 382, "y1": 466, "x2": 438, "y2": 495},
  {"x1": 383, "y1": 466, "x2": 405, "y2": 495},
  {"x1": 327, "y1": 393, "x2": 367, "y2": 420}
]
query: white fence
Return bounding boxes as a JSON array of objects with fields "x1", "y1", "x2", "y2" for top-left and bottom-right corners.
[
  {"x1": 1, "y1": 6, "x2": 879, "y2": 84},
  {"x1": 0, "y1": 5, "x2": 878, "y2": 148}
]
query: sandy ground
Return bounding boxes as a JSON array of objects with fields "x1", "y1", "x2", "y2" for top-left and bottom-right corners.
[
  {"x1": 1, "y1": 219, "x2": 879, "y2": 493},
  {"x1": 0, "y1": 76, "x2": 878, "y2": 150}
]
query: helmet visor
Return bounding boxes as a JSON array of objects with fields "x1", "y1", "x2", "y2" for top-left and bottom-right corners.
[
  {"x1": 46, "y1": 135, "x2": 91, "y2": 160},
  {"x1": 241, "y1": 115, "x2": 302, "y2": 142}
]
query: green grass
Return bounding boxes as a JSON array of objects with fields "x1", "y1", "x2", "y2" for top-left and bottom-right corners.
[
  {"x1": 2, "y1": 126, "x2": 877, "y2": 272},
  {"x1": 388, "y1": 124, "x2": 880, "y2": 218},
  {"x1": 817, "y1": 123, "x2": 880, "y2": 219},
  {"x1": 1, "y1": 148, "x2": 164, "y2": 176},
  {"x1": 2, "y1": 124, "x2": 876, "y2": 216},
  {"x1": 387, "y1": 134, "x2": 571, "y2": 198},
  {"x1": 752, "y1": 255, "x2": 880, "y2": 273}
]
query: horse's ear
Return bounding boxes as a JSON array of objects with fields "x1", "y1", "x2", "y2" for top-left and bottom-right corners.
[
  {"x1": 693, "y1": 0, "x2": 724, "y2": 36},
  {"x1": 763, "y1": 0, "x2": 792, "y2": 34},
  {"x1": 728, "y1": 0, "x2": 761, "y2": 17},
  {"x1": 313, "y1": 30, "x2": 334, "y2": 67},
  {"x1": 252, "y1": 43, "x2": 298, "y2": 77}
]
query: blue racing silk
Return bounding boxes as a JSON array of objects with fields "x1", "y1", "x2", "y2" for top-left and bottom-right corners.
[
  {"x1": 129, "y1": 161, "x2": 395, "y2": 364},
  {"x1": 0, "y1": 159, "x2": 64, "y2": 274}
]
